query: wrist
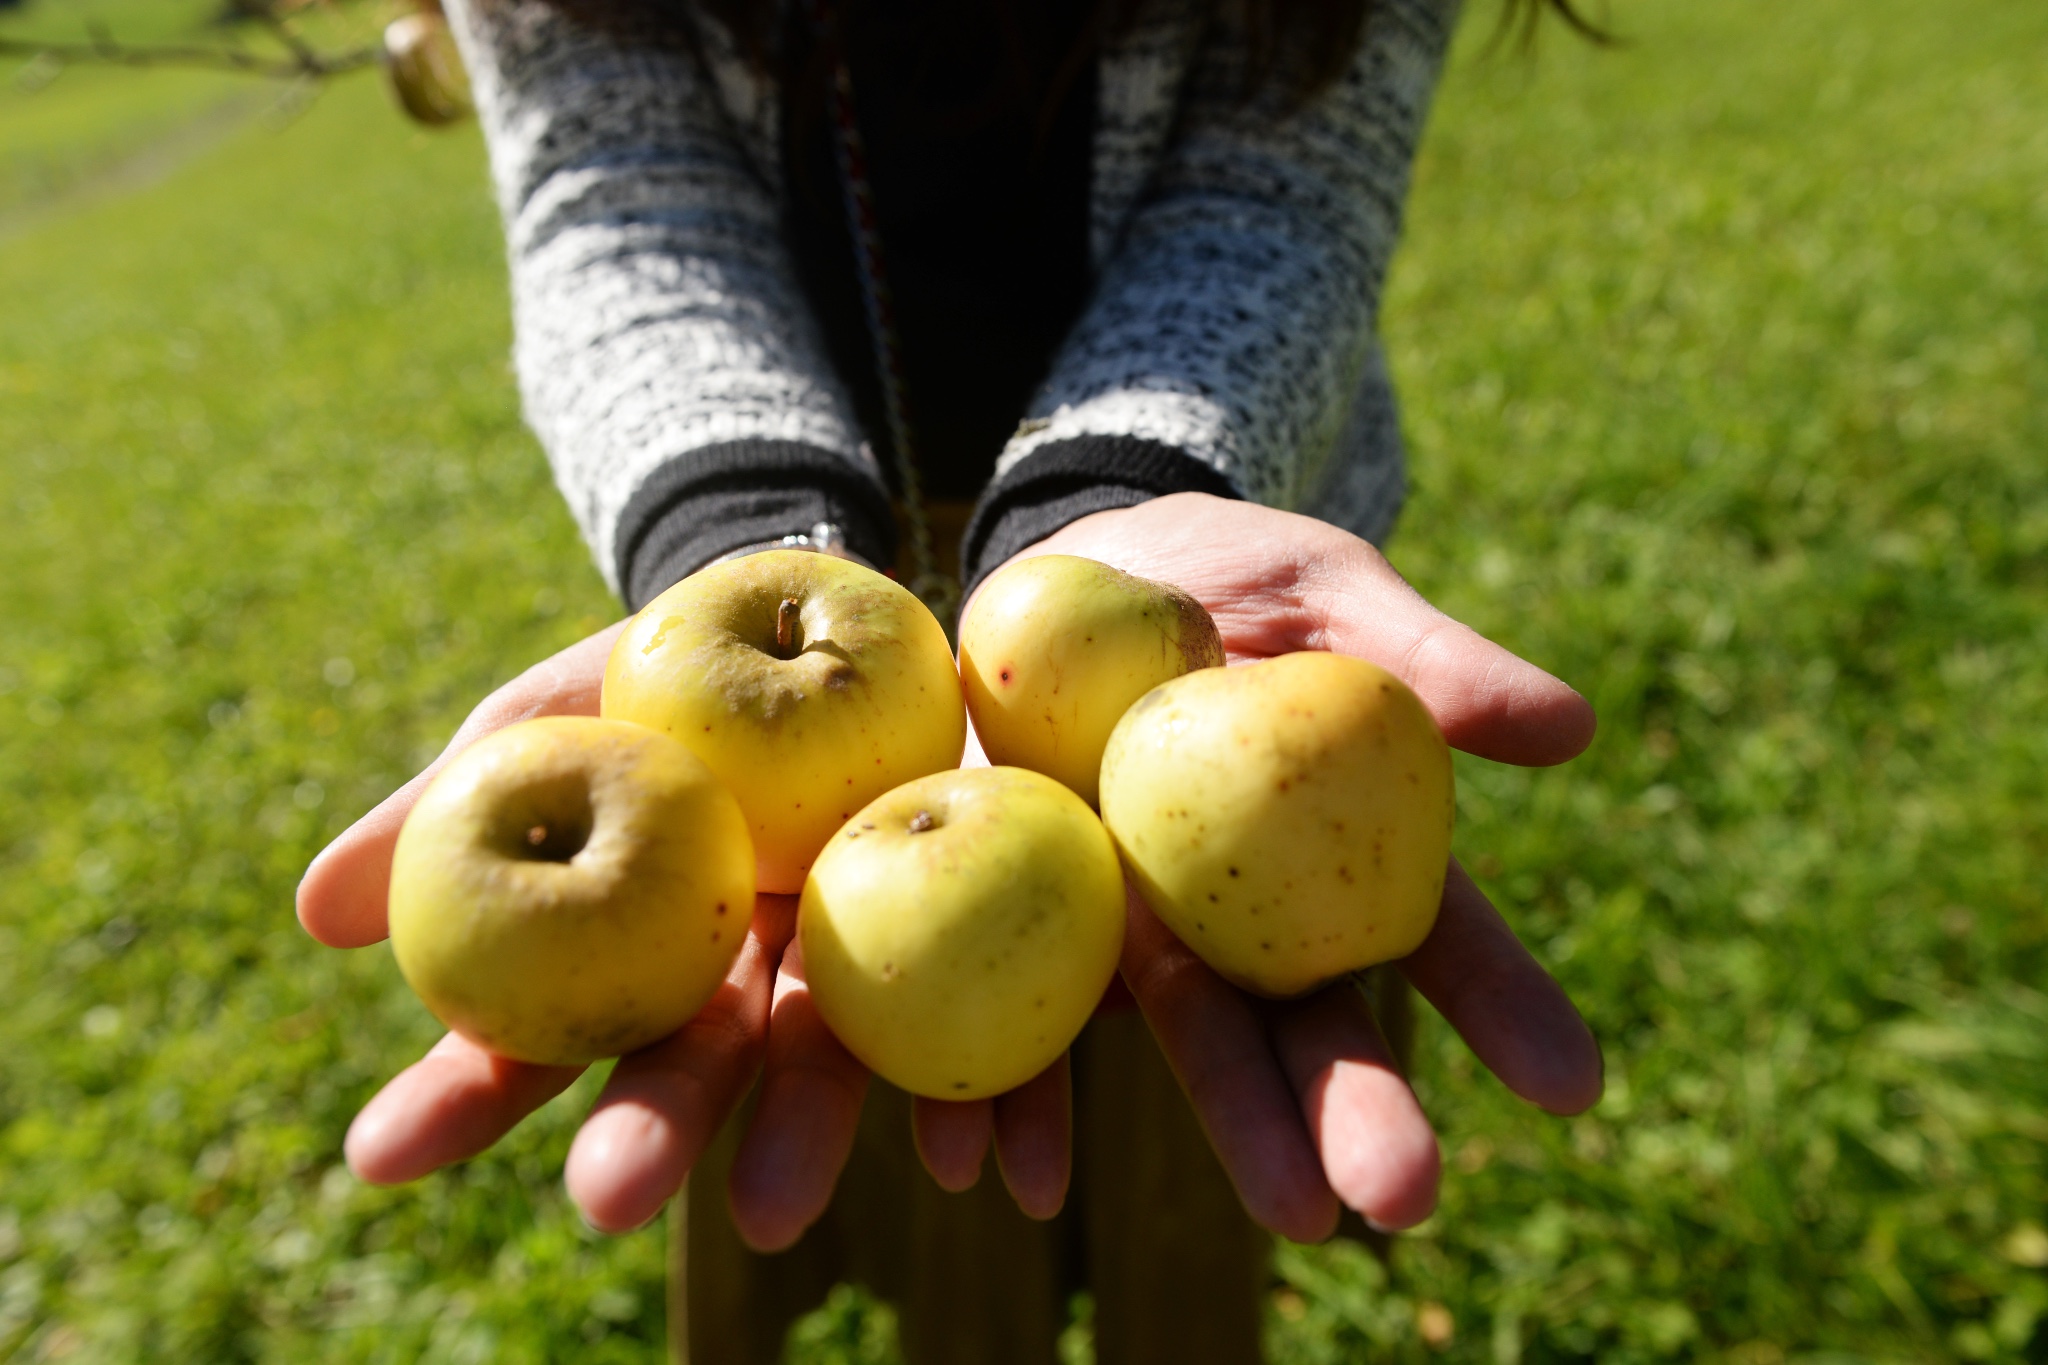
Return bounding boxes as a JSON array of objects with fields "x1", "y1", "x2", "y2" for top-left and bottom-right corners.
[
  {"x1": 708, "y1": 522, "x2": 875, "y2": 570},
  {"x1": 960, "y1": 437, "x2": 1241, "y2": 599},
  {"x1": 614, "y1": 441, "x2": 897, "y2": 611}
]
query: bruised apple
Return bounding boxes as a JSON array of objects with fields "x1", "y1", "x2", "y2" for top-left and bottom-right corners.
[
  {"x1": 799, "y1": 767, "x2": 1125, "y2": 1099},
  {"x1": 1099, "y1": 652, "x2": 1454, "y2": 998},
  {"x1": 602, "y1": 551, "x2": 966, "y2": 894},
  {"x1": 960, "y1": 554, "x2": 1223, "y2": 807},
  {"x1": 387, "y1": 716, "x2": 754, "y2": 1065}
]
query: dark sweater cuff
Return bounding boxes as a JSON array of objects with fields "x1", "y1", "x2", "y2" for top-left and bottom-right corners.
[
  {"x1": 960, "y1": 436, "x2": 1242, "y2": 598},
  {"x1": 614, "y1": 441, "x2": 897, "y2": 611}
]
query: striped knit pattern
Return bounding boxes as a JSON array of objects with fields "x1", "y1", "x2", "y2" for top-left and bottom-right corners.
[{"x1": 444, "y1": 0, "x2": 1458, "y2": 595}]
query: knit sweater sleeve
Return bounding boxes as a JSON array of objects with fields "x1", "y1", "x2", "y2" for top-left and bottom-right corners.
[
  {"x1": 444, "y1": 0, "x2": 895, "y2": 608},
  {"x1": 962, "y1": 0, "x2": 1459, "y2": 592}
]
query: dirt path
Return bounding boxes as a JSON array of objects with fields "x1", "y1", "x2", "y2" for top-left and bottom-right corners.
[{"x1": 0, "y1": 86, "x2": 279, "y2": 246}]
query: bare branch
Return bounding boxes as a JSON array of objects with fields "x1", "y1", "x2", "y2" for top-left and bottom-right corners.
[
  {"x1": 1, "y1": 1, "x2": 380, "y2": 82},
  {"x1": 0, "y1": 33, "x2": 379, "y2": 80},
  {"x1": 0, "y1": 3, "x2": 471, "y2": 129},
  {"x1": 230, "y1": 0, "x2": 324, "y2": 69}
]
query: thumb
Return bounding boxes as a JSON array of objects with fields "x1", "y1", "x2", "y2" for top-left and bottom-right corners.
[
  {"x1": 1300, "y1": 546, "x2": 1594, "y2": 768},
  {"x1": 295, "y1": 619, "x2": 626, "y2": 948}
]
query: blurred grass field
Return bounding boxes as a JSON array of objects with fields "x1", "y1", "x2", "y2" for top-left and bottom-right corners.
[
  {"x1": 0, "y1": 0, "x2": 385, "y2": 221},
  {"x1": 0, "y1": 0, "x2": 2043, "y2": 1360}
]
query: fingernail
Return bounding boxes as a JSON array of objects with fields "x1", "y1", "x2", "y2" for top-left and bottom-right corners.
[{"x1": 577, "y1": 1205, "x2": 659, "y2": 1236}]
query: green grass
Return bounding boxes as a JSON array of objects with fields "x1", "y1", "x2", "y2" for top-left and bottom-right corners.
[
  {"x1": 0, "y1": 67, "x2": 646, "y2": 1363},
  {"x1": 0, "y1": 0, "x2": 2043, "y2": 1360},
  {"x1": 1298, "y1": 3, "x2": 2048, "y2": 1360},
  {"x1": 0, "y1": 0, "x2": 381, "y2": 218}
]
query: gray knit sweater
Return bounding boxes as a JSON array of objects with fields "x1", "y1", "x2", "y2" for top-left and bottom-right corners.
[{"x1": 444, "y1": 0, "x2": 1458, "y2": 607}]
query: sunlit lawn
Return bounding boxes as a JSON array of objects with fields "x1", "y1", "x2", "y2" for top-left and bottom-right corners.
[
  {"x1": 0, "y1": 0, "x2": 385, "y2": 217},
  {"x1": 0, "y1": 0, "x2": 2042, "y2": 1359}
]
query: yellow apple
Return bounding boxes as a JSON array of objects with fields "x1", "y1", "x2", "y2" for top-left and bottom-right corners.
[
  {"x1": 382, "y1": 12, "x2": 473, "y2": 127},
  {"x1": 602, "y1": 551, "x2": 967, "y2": 894},
  {"x1": 959, "y1": 554, "x2": 1223, "y2": 807},
  {"x1": 387, "y1": 716, "x2": 754, "y2": 1065},
  {"x1": 799, "y1": 766, "x2": 1126, "y2": 1100},
  {"x1": 1098, "y1": 652, "x2": 1454, "y2": 998}
]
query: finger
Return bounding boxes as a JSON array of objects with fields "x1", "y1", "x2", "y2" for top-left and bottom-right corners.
[
  {"x1": 1298, "y1": 544, "x2": 1596, "y2": 768},
  {"x1": 725, "y1": 932, "x2": 871, "y2": 1252},
  {"x1": 296, "y1": 620, "x2": 627, "y2": 948},
  {"x1": 992, "y1": 1053, "x2": 1072, "y2": 1220},
  {"x1": 1401, "y1": 860, "x2": 1603, "y2": 1114},
  {"x1": 1119, "y1": 888, "x2": 1340, "y2": 1243},
  {"x1": 999, "y1": 496, "x2": 1593, "y2": 768},
  {"x1": 1266, "y1": 984, "x2": 1439, "y2": 1231},
  {"x1": 564, "y1": 895, "x2": 794, "y2": 1232},
  {"x1": 344, "y1": 1032, "x2": 583, "y2": 1184},
  {"x1": 913, "y1": 1097, "x2": 993, "y2": 1193}
]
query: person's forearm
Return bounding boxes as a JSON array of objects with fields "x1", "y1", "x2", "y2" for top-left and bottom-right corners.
[
  {"x1": 446, "y1": 0, "x2": 893, "y2": 603},
  {"x1": 963, "y1": 0, "x2": 1458, "y2": 592}
]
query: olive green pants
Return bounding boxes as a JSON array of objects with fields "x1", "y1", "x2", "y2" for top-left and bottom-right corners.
[{"x1": 668, "y1": 975, "x2": 1408, "y2": 1365}]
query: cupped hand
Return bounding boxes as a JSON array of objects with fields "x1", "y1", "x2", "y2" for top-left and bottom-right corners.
[
  {"x1": 298, "y1": 615, "x2": 1069, "y2": 1245},
  {"x1": 306, "y1": 490, "x2": 1601, "y2": 1248},
  {"x1": 983, "y1": 492, "x2": 1604, "y2": 1241}
]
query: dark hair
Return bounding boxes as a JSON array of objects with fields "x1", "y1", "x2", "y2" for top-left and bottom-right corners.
[{"x1": 534, "y1": 0, "x2": 1606, "y2": 101}]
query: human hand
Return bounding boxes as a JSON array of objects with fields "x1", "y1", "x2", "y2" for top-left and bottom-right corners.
[
  {"x1": 977, "y1": 492, "x2": 1603, "y2": 1241},
  {"x1": 297, "y1": 616, "x2": 1070, "y2": 1245}
]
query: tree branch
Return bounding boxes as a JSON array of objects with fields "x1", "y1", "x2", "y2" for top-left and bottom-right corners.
[
  {"x1": 0, "y1": 14, "x2": 379, "y2": 82},
  {"x1": 231, "y1": 0, "x2": 325, "y2": 69}
]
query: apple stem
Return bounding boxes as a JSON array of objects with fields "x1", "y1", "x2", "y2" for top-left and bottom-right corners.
[
  {"x1": 776, "y1": 598, "x2": 799, "y2": 657},
  {"x1": 909, "y1": 810, "x2": 935, "y2": 833}
]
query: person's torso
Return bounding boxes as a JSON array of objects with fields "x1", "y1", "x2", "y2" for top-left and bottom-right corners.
[{"x1": 780, "y1": 0, "x2": 1099, "y2": 499}]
